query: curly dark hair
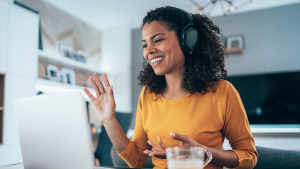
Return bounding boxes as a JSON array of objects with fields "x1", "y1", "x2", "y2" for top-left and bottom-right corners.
[{"x1": 138, "y1": 6, "x2": 227, "y2": 97}]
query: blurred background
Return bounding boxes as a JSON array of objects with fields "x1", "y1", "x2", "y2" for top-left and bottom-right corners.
[{"x1": 0, "y1": 0, "x2": 300, "y2": 167}]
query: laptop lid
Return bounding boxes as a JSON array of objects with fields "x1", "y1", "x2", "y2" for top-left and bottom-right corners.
[{"x1": 13, "y1": 91, "x2": 95, "y2": 169}]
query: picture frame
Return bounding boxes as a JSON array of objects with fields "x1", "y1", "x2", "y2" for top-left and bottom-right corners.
[
  {"x1": 58, "y1": 44, "x2": 88, "y2": 64},
  {"x1": 46, "y1": 64, "x2": 58, "y2": 81},
  {"x1": 56, "y1": 70, "x2": 64, "y2": 83},
  {"x1": 58, "y1": 44, "x2": 74, "y2": 59},
  {"x1": 76, "y1": 50, "x2": 88, "y2": 63},
  {"x1": 224, "y1": 34, "x2": 244, "y2": 55},
  {"x1": 60, "y1": 68, "x2": 76, "y2": 85},
  {"x1": 72, "y1": 51, "x2": 79, "y2": 61}
]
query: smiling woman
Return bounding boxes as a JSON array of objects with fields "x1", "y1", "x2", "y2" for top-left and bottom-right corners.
[
  {"x1": 142, "y1": 21, "x2": 185, "y2": 77},
  {"x1": 84, "y1": 6, "x2": 258, "y2": 169},
  {"x1": 138, "y1": 7, "x2": 227, "y2": 99}
]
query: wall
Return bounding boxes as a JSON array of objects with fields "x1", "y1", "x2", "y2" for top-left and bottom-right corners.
[
  {"x1": 99, "y1": 24, "x2": 132, "y2": 113},
  {"x1": 130, "y1": 29, "x2": 144, "y2": 128},
  {"x1": 212, "y1": 3, "x2": 300, "y2": 76},
  {"x1": 130, "y1": 3, "x2": 300, "y2": 149}
]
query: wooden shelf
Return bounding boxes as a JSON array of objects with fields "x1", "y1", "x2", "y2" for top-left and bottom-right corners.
[
  {"x1": 38, "y1": 50, "x2": 103, "y2": 74},
  {"x1": 36, "y1": 78, "x2": 96, "y2": 102},
  {"x1": 226, "y1": 47, "x2": 243, "y2": 55}
]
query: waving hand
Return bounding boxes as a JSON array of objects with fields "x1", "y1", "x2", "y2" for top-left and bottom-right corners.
[{"x1": 83, "y1": 73, "x2": 116, "y2": 123}]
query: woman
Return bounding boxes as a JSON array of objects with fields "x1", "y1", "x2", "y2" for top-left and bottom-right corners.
[{"x1": 84, "y1": 6, "x2": 258, "y2": 169}]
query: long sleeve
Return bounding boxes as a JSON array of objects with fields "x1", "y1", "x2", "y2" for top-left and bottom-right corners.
[
  {"x1": 223, "y1": 82, "x2": 258, "y2": 169},
  {"x1": 118, "y1": 87, "x2": 151, "y2": 168},
  {"x1": 118, "y1": 80, "x2": 258, "y2": 169}
]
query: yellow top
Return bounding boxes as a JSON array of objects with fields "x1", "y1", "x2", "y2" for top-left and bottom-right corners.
[{"x1": 118, "y1": 80, "x2": 258, "y2": 169}]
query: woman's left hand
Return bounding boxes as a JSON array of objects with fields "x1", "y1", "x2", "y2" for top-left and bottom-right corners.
[{"x1": 144, "y1": 132, "x2": 206, "y2": 159}]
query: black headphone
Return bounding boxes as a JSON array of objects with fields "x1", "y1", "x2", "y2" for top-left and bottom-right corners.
[{"x1": 179, "y1": 9, "x2": 199, "y2": 56}]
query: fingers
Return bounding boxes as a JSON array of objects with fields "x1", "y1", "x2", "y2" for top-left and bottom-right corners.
[
  {"x1": 108, "y1": 85, "x2": 115, "y2": 104},
  {"x1": 147, "y1": 140, "x2": 162, "y2": 151},
  {"x1": 89, "y1": 76, "x2": 101, "y2": 96},
  {"x1": 144, "y1": 150, "x2": 152, "y2": 155},
  {"x1": 93, "y1": 73, "x2": 105, "y2": 94},
  {"x1": 157, "y1": 136, "x2": 167, "y2": 149},
  {"x1": 102, "y1": 73, "x2": 111, "y2": 91},
  {"x1": 83, "y1": 87, "x2": 96, "y2": 102},
  {"x1": 170, "y1": 132, "x2": 189, "y2": 143},
  {"x1": 144, "y1": 150, "x2": 166, "y2": 159},
  {"x1": 147, "y1": 139, "x2": 167, "y2": 159},
  {"x1": 171, "y1": 132, "x2": 201, "y2": 147},
  {"x1": 151, "y1": 151, "x2": 167, "y2": 159}
]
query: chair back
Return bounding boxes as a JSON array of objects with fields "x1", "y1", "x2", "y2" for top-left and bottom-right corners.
[
  {"x1": 94, "y1": 112, "x2": 132, "y2": 166},
  {"x1": 254, "y1": 146, "x2": 300, "y2": 169}
]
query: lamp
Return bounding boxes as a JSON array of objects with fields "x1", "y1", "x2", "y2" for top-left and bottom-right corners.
[{"x1": 189, "y1": 0, "x2": 261, "y2": 16}]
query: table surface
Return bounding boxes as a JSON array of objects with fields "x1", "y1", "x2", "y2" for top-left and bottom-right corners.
[{"x1": 0, "y1": 164, "x2": 145, "y2": 169}]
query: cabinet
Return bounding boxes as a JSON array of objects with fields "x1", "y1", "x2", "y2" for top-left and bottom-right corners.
[
  {"x1": 6, "y1": 3, "x2": 39, "y2": 78},
  {"x1": 0, "y1": 0, "x2": 9, "y2": 73},
  {"x1": 0, "y1": 2, "x2": 39, "y2": 166}
]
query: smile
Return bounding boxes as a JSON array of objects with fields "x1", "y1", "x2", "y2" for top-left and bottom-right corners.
[{"x1": 151, "y1": 57, "x2": 165, "y2": 64}]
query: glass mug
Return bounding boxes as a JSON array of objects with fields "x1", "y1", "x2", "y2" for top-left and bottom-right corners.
[{"x1": 166, "y1": 147, "x2": 212, "y2": 169}]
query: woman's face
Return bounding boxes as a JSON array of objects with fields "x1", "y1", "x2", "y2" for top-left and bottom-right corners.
[{"x1": 142, "y1": 21, "x2": 185, "y2": 76}]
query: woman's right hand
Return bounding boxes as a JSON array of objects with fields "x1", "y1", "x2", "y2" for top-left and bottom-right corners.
[{"x1": 83, "y1": 73, "x2": 116, "y2": 124}]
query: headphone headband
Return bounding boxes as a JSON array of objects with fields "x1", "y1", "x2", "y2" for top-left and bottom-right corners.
[
  {"x1": 180, "y1": 9, "x2": 194, "y2": 23},
  {"x1": 178, "y1": 8, "x2": 199, "y2": 56}
]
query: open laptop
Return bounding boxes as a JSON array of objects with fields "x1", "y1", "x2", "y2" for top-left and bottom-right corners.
[{"x1": 13, "y1": 91, "x2": 100, "y2": 169}]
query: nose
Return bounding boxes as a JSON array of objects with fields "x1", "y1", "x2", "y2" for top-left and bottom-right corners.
[{"x1": 144, "y1": 43, "x2": 157, "y2": 59}]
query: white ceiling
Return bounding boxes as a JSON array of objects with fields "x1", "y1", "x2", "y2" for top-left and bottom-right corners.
[{"x1": 42, "y1": 0, "x2": 300, "y2": 30}]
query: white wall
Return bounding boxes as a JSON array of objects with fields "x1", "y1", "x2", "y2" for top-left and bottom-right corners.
[{"x1": 99, "y1": 24, "x2": 132, "y2": 113}]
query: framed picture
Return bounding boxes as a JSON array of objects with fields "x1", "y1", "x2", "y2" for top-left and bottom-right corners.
[
  {"x1": 58, "y1": 44, "x2": 74, "y2": 59},
  {"x1": 76, "y1": 50, "x2": 88, "y2": 63},
  {"x1": 72, "y1": 51, "x2": 79, "y2": 61},
  {"x1": 46, "y1": 64, "x2": 58, "y2": 81},
  {"x1": 225, "y1": 35, "x2": 244, "y2": 55},
  {"x1": 56, "y1": 70, "x2": 64, "y2": 83},
  {"x1": 60, "y1": 68, "x2": 76, "y2": 85}
]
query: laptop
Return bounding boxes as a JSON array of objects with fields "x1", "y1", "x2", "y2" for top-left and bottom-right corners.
[{"x1": 13, "y1": 91, "x2": 99, "y2": 169}]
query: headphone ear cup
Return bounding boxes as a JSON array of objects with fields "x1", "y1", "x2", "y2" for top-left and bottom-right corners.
[{"x1": 180, "y1": 26, "x2": 199, "y2": 56}]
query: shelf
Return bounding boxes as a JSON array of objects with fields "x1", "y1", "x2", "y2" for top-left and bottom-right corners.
[
  {"x1": 38, "y1": 50, "x2": 103, "y2": 74},
  {"x1": 0, "y1": 107, "x2": 3, "y2": 111},
  {"x1": 36, "y1": 78, "x2": 96, "y2": 102},
  {"x1": 250, "y1": 124, "x2": 300, "y2": 133},
  {"x1": 226, "y1": 47, "x2": 243, "y2": 55}
]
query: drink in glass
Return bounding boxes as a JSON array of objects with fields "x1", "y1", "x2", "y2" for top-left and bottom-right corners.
[{"x1": 166, "y1": 147, "x2": 212, "y2": 169}]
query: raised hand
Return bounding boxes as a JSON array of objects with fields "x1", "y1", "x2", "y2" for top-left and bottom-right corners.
[
  {"x1": 83, "y1": 73, "x2": 116, "y2": 123},
  {"x1": 144, "y1": 132, "x2": 205, "y2": 159}
]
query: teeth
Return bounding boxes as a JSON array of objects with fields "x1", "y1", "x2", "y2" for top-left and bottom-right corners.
[{"x1": 151, "y1": 57, "x2": 165, "y2": 63}]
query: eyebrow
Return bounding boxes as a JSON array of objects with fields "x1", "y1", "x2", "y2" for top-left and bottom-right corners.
[{"x1": 141, "y1": 33, "x2": 165, "y2": 42}]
